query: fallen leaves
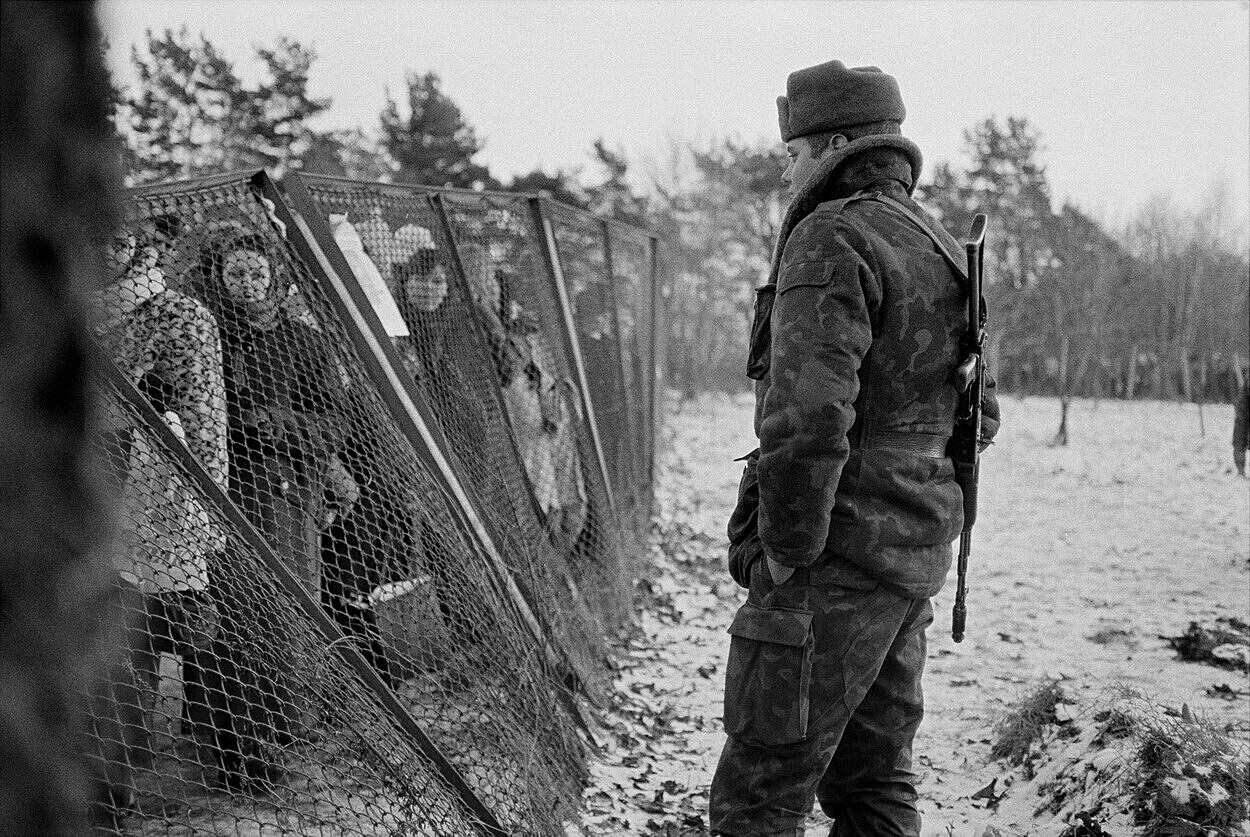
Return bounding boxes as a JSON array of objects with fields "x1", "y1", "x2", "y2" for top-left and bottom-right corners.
[{"x1": 580, "y1": 481, "x2": 725, "y2": 834}]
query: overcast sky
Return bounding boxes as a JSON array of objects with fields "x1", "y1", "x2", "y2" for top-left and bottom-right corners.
[{"x1": 100, "y1": 0, "x2": 1249, "y2": 232}]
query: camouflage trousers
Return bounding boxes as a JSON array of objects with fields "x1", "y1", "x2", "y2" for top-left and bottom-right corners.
[{"x1": 710, "y1": 555, "x2": 933, "y2": 836}]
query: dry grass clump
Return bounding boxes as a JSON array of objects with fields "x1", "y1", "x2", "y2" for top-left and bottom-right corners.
[
  {"x1": 990, "y1": 677, "x2": 1066, "y2": 767},
  {"x1": 1129, "y1": 706, "x2": 1250, "y2": 837},
  {"x1": 1091, "y1": 705, "x2": 1138, "y2": 747},
  {"x1": 981, "y1": 685, "x2": 1247, "y2": 835}
]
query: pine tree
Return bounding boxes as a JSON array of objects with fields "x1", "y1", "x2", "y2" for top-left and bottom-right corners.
[
  {"x1": 123, "y1": 28, "x2": 243, "y2": 182},
  {"x1": 920, "y1": 116, "x2": 1058, "y2": 393},
  {"x1": 586, "y1": 139, "x2": 651, "y2": 226},
  {"x1": 249, "y1": 38, "x2": 330, "y2": 170},
  {"x1": 507, "y1": 167, "x2": 587, "y2": 208},
  {"x1": 119, "y1": 29, "x2": 330, "y2": 183},
  {"x1": 379, "y1": 71, "x2": 494, "y2": 189},
  {"x1": 300, "y1": 128, "x2": 394, "y2": 181}
]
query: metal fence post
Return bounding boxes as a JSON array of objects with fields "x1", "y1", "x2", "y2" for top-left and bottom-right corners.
[
  {"x1": 97, "y1": 358, "x2": 510, "y2": 837},
  {"x1": 647, "y1": 233, "x2": 662, "y2": 513},
  {"x1": 272, "y1": 173, "x2": 598, "y2": 736},
  {"x1": 529, "y1": 197, "x2": 619, "y2": 524}
]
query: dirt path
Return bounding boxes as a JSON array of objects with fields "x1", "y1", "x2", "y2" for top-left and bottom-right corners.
[{"x1": 579, "y1": 393, "x2": 1249, "y2": 836}]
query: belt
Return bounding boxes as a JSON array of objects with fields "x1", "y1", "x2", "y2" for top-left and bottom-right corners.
[{"x1": 858, "y1": 430, "x2": 950, "y2": 459}]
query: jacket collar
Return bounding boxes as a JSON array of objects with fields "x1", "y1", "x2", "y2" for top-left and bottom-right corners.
[{"x1": 768, "y1": 135, "x2": 923, "y2": 284}]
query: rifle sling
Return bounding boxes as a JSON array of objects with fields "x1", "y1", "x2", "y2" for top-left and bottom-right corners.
[{"x1": 868, "y1": 193, "x2": 969, "y2": 281}]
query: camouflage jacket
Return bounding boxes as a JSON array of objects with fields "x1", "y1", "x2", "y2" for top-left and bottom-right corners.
[{"x1": 751, "y1": 150, "x2": 979, "y2": 598}]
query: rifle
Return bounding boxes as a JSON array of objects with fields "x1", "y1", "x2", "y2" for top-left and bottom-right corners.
[{"x1": 951, "y1": 213, "x2": 987, "y2": 643}]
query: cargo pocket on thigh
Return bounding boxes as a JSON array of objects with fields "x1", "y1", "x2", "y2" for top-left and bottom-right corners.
[{"x1": 722, "y1": 602, "x2": 814, "y2": 746}]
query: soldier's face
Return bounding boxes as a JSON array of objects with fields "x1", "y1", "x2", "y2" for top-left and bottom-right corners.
[
  {"x1": 781, "y1": 135, "x2": 847, "y2": 199},
  {"x1": 782, "y1": 138, "x2": 826, "y2": 199}
]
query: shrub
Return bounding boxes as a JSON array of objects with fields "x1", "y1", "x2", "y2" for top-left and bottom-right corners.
[
  {"x1": 991, "y1": 677, "x2": 1066, "y2": 767},
  {"x1": 1130, "y1": 705, "x2": 1250, "y2": 836}
]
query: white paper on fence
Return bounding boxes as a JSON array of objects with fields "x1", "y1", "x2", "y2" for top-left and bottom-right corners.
[{"x1": 329, "y1": 214, "x2": 410, "y2": 338}]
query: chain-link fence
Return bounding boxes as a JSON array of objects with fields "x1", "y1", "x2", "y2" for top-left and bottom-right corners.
[
  {"x1": 285, "y1": 176, "x2": 621, "y2": 688},
  {"x1": 540, "y1": 204, "x2": 642, "y2": 542},
  {"x1": 87, "y1": 370, "x2": 497, "y2": 837},
  {"x1": 280, "y1": 177, "x2": 648, "y2": 631},
  {"x1": 601, "y1": 217, "x2": 658, "y2": 527},
  {"x1": 82, "y1": 169, "x2": 662, "y2": 835},
  {"x1": 434, "y1": 189, "x2": 642, "y2": 628}
]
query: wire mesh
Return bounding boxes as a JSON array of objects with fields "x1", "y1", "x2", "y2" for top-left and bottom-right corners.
[
  {"x1": 541, "y1": 204, "x2": 645, "y2": 547},
  {"x1": 439, "y1": 190, "x2": 636, "y2": 627},
  {"x1": 604, "y1": 221, "x2": 657, "y2": 521},
  {"x1": 87, "y1": 172, "x2": 589, "y2": 835},
  {"x1": 86, "y1": 380, "x2": 489, "y2": 837},
  {"x1": 288, "y1": 176, "x2": 615, "y2": 692}
]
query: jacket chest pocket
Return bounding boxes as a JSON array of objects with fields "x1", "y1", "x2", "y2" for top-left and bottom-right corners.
[{"x1": 746, "y1": 284, "x2": 776, "y2": 381}]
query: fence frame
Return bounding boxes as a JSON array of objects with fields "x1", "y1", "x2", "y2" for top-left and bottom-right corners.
[
  {"x1": 96, "y1": 339, "x2": 508, "y2": 837},
  {"x1": 275, "y1": 172, "x2": 600, "y2": 731},
  {"x1": 603, "y1": 215, "x2": 660, "y2": 522},
  {"x1": 598, "y1": 216, "x2": 645, "y2": 513},
  {"x1": 529, "y1": 196, "x2": 619, "y2": 524},
  {"x1": 428, "y1": 190, "x2": 609, "y2": 684},
  {"x1": 647, "y1": 233, "x2": 661, "y2": 512},
  {"x1": 428, "y1": 191, "x2": 569, "y2": 552}
]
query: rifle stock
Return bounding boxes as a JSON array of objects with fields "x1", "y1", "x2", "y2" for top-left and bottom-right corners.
[{"x1": 951, "y1": 213, "x2": 987, "y2": 643}]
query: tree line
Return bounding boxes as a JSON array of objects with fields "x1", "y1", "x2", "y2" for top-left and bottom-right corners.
[{"x1": 109, "y1": 29, "x2": 1249, "y2": 407}]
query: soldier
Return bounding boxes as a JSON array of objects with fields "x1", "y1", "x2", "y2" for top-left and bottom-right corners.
[{"x1": 711, "y1": 61, "x2": 1000, "y2": 836}]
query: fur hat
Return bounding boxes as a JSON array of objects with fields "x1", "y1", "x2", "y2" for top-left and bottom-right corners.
[
  {"x1": 774, "y1": 59, "x2": 923, "y2": 204},
  {"x1": 766, "y1": 61, "x2": 925, "y2": 287},
  {"x1": 777, "y1": 60, "x2": 906, "y2": 142}
]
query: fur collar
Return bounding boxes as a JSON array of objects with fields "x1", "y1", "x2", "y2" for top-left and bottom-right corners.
[{"x1": 768, "y1": 135, "x2": 923, "y2": 284}]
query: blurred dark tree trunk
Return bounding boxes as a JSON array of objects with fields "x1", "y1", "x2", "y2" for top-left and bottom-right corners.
[
  {"x1": 1, "y1": 1, "x2": 120, "y2": 832},
  {"x1": 1052, "y1": 335, "x2": 1071, "y2": 446}
]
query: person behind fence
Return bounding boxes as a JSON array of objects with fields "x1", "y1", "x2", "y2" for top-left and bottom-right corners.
[
  {"x1": 390, "y1": 235, "x2": 488, "y2": 452},
  {"x1": 90, "y1": 216, "x2": 229, "y2": 823},
  {"x1": 709, "y1": 61, "x2": 1001, "y2": 836},
  {"x1": 192, "y1": 227, "x2": 359, "y2": 784},
  {"x1": 1234, "y1": 377, "x2": 1249, "y2": 477},
  {"x1": 491, "y1": 260, "x2": 588, "y2": 552}
]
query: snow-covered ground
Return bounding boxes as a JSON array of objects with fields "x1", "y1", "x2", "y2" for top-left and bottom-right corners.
[{"x1": 579, "y1": 392, "x2": 1249, "y2": 836}]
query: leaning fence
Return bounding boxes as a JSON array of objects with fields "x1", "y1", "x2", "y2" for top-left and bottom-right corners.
[{"x1": 82, "y1": 170, "x2": 662, "y2": 836}]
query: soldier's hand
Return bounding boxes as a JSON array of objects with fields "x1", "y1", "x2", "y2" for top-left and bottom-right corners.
[{"x1": 766, "y1": 556, "x2": 796, "y2": 585}]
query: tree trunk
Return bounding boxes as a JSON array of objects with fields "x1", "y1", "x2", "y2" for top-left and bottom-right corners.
[
  {"x1": 1126, "y1": 344, "x2": 1140, "y2": 399},
  {"x1": 1052, "y1": 335, "x2": 1070, "y2": 446},
  {"x1": 1196, "y1": 352, "x2": 1207, "y2": 437},
  {"x1": 1178, "y1": 344, "x2": 1193, "y2": 403},
  {"x1": 1052, "y1": 399, "x2": 1070, "y2": 447}
]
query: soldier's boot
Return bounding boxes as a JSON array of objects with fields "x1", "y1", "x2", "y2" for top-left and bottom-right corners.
[{"x1": 816, "y1": 598, "x2": 930, "y2": 837}]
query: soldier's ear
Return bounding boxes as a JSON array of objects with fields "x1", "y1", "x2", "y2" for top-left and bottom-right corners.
[{"x1": 831, "y1": 134, "x2": 849, "y2": 150}]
